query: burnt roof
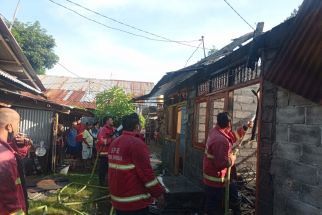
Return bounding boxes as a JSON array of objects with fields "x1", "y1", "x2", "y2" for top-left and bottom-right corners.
[
  {"x1": 265, "y1": 0, "x2": 322, "y2": 104},
  {"x1": 139, "y1": 19, "x2": 295, "y2": 100}
]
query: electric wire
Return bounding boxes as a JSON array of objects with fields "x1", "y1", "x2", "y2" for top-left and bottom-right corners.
[
  {"x1": 184, "y1": 41, "x2": 203, "y2": 67},
  {"x1": 57, "y1": 62, "x2": 81, "y2": 77},
  {"x1": 48, "y1": 0, "x2": 210, "y2": 50},
  {"x1": 63, "y1": 0, "x2": 200, "y2": 44},
  {"x1": 223, "y1": 0, "x2": 255, "y2": 30}
]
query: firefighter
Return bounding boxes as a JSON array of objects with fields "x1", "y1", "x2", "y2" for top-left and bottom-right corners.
[
  {"x1": 108, "y1": 113, "x2": 165, "y2": 215},
  {"x1": 97, "y1": 116, "x2": 115, "y2": 186},
  {"x1": 203, "y1": 112, "x2": 251, "y2": 215},
  {"x1": 0, "y1": 108, "x2": 28, "y2": 215}
]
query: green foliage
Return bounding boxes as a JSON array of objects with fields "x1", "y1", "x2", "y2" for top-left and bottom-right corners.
[
  {"x1": 95, "y1": 87, "x2": 135, "y2": 123},
  {"x1": 207, "y1": 45, "x2": 218, "y2": 56},
  {"x1": 11, "y1": 20, "x2": 59, "y2": 74},
  {"x1": 139, "y1": 114, "x2": 146, "y2": 128}
]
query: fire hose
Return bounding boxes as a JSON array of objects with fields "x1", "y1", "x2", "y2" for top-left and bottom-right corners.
[
  {"x1": 225, "y1": 134, "x2": 248, "y2": 215},
  {"x1": 225, "y1": 88, "x2": 259, "y2": 215},
  {"x1": 27, "y1": 143, "x2": 111, "y2": 215},
  {"x1": 56, "y1": 144, "x2": 111, "y2": 215}
]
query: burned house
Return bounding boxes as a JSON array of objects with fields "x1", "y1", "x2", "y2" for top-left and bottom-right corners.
[{"x1": 141, "y1": 0, "x2": 322, "y2": 214}]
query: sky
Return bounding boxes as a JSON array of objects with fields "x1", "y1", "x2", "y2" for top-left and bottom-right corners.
[{"x1": 0, "y1": 0, "x2": 303, "y2": 83}]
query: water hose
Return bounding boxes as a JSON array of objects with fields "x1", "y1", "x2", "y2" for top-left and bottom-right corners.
[
  {"x1": 28, "y1": 205, "x2": 48, "y2": 214},
  {"x1": 225, "y1": 129, "x2": 249, "y2": 215},
  {"x1": 56, "y1": 151, "x2": 109, "y2": 214},
  {"x1": 224, "y1": 167, "x2": 232, "y2": 215},
  {"x1": 109, "y1": 206, "x2": 115, "y2": 215}
]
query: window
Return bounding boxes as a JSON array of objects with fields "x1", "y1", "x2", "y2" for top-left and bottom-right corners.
[
  {"x1": 194, "y1": 101, "x2": 208, "y2": 147},
  {"x1": 210, "y1": 97, "x2": 226, "y2": 128}
]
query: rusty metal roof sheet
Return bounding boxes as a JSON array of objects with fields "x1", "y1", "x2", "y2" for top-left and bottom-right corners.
[
  {"x1": 38, "y1": 75, "x2": 154, "y2": 97},
  {"x1": 265, "y1": 0, "x2": 322, "y2": 104},
  {"x1": 44, "y1": 89, "x2": 95, "y2": 109},
  {"x1": 38, "y1": 75, "x2": 155, "y2": 109}
]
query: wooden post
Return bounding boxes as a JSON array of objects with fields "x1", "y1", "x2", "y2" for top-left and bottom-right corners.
[
  {"x1": 174, "y1": 107, "x2": 182, "y2": 175},
  {"x1": 201, "y1": 36, "x2": 206, "y2": 58},
  {"x1": 52, "y1": 113, "x2": 59, "y2": 173}
]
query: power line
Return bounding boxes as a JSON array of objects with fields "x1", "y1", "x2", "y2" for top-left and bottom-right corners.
[
  {"x1": 57, "y1": 62, "x2": 81, "y2": 77},
  {"x1": 223, "y1": 0, "x2": 255, "y2": 30},
  {"x1": 184, "y1": 41, "x2": 203, "y2": 67},
  {"x1": 48, "y1": 0, "x2": 211, "y2": 50},
  {"x1": 63, "y1": 0, "x2": 200, "y2": 44}
]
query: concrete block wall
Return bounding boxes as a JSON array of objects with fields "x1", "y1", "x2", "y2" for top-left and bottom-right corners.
[
  {"x1": 257, "y1": 80, "x2": 277, "y2": 215},
  {"x1": 271, "y1": 87, "x2": 322, "y2": 215},
  {"x1": 233, "y1": 84, "x2": 259, "y2": 172}
]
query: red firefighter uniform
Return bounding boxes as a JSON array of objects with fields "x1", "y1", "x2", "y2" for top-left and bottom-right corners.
[
  {"x1": 76, "y1": 123, "x2": 86, "y2": 143},
  {"x1": 96, "y1": 125, "x2": 115, "y2": 156},
  {"x1": 108, "y1": 131, "x2": 165, "y2": 211},
  {"x1": 0, "y1": 139, "x2": 27, "y2": 215},
  {"x1": 203, "y1": 126, "x2": 246, "y2": 187}
]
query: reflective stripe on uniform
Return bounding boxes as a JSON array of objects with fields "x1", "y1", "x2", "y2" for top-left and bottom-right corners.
[
  {"x1": 15, "y1": 177, "x2": 21, "y2": 185},
  {"x1": 10, "y1": 209, "x2": 25, "y2": 215},
  {"x1": 203, "y1": 173, "x2": 225, "y2": 183},
  {"x1": 145, "y1": 178, "x2": 159, "y2": 188},
  {"x1": 111, "y1": 193, "x2": 151, "y2": 203},
  {"x1": 109, "y1": 163, "x2": 135, "y2": 170}
]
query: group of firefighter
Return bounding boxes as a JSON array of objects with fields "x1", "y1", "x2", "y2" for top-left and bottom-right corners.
[{"x1": 0, "y1": 107, "x2": 252, "y2": 215}]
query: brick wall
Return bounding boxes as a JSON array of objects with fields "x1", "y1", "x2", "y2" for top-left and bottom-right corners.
[{"x1": 271, "y1": 87, "x2": 322, "y2": 215}]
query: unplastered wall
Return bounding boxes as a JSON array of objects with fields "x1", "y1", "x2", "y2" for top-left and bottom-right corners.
[
  {"x1": 271, "y1": 87, "x2": 322, "y2": 215},
  {"x1": 232, "y1": 84, "x2": 259, "y2": 174}
]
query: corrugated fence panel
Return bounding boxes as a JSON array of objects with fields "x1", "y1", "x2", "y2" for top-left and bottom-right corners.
[{"x1": 14, "y1": 108, "x2": 53, "y2": 150}]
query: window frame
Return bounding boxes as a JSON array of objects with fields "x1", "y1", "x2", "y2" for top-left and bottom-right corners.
[
  {"x1": 192, "y1": 80, "x2": 261, "y2": 150},
  {"x1": 193, "y1": 97, "x2": 210, "y2": 149}
]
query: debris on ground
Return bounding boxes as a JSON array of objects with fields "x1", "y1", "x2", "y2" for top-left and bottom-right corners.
[
  {"x1": 237, "y1": 166, "x2": 256, "y2": 215},
  {"x1": 240, "y1": 185, "x2": 256, "y2": 215},
  {"x1": 27, "y1": 175, "x2": 69, "y2": 201}
]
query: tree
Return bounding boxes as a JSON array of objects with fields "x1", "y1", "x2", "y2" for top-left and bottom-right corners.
[
  {"x1": 207, "y1": 45, "x2": 218, "y2": 56},
  {"x1": 95, "y1": 87, "x2": 135, "y2": 124},
  {"x1": 11, "y1": 20, "x2": 59, "y2": 74}
]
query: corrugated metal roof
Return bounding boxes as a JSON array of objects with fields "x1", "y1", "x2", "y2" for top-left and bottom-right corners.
[
  {"x1": 0, "y1": 69, "x2": 42, "y2": 95},
  {"x1": 38, "y1": 75, "x2": 155, "y2": 109},
  {"x1": 0, "y1": 17, "x2": 45, "y2": 91},
  {"x1": 44, "y1": 89, "x2": 95, "y2": 109},
  {"x1": 38, "y1": 75, "x2": 154, "y2": 96},
  {"x1": 265, "y1": 0, "x2": 322, "y2": 104}
]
